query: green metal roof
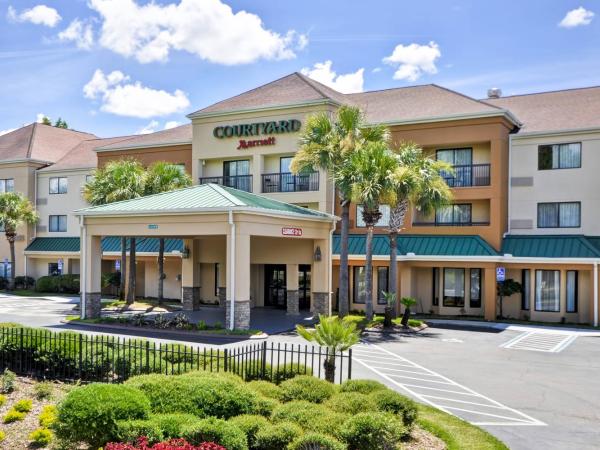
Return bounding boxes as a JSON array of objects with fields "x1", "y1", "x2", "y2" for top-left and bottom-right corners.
[
  {"x1": 335, "y1": 234, "x2": 498, "y2": 257},
  {"x1": 501, "y1": 235, "x2": 600, "y2": 258},
  {"x1": 76, "y1": 183, "x2": 331, "y2": 219},
  {"x1": 25, "y1": 237, "x2": 183, "y2": 254}
]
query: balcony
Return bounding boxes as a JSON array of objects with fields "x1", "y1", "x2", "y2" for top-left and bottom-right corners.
[
  {"x1": 442, "y1": 164, "x2": 490, "y2": 187},
  {"x1": 412, "y1": 221, "x2": 491, "y2": 227},
  {"x1": 199, "y1": 175, "x2": 253, "y2": 192},
  {"x1": 261, "y1": 172, "x2": 319, "y2": 193}
]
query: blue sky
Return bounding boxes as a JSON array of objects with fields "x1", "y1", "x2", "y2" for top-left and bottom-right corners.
[{"x1": 0, "y1": 0, "x2": 598, "y2": 137}]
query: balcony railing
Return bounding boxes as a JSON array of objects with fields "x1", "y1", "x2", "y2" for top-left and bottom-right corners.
[
  {"x1": 199, "y1": 175, "x2": 253, "y2": 192},
  {"x1": 412, "y1": 221, "x2": 491, "y2": 227},
  {"x1": 441, "y1": 164, "x2": 490, "y2": 187},
  {"x1": 261, "y1": 172, "x2": 319, "y2": 193}
]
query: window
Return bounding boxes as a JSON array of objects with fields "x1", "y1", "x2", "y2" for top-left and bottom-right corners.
[
  {"x1": 0, "y1": 261, "x2": 11, "y2": 279},
  {"x1": 436, "y1": 148, "x2": 473, "y2": 187},
  {"x1": 49, "y1": 177, "x2": 68, "y2": 194},
  {"x1": 356, "y1": 205, "x2": 390, "y2": 227},
  {"x1": 535, "y1": 270, "x2": 560, "y2": 312},
  {"x1": 443, "y1": 268, "x2": 465, "y2": 307},
  {"x1": 435, "y1": 204, "x2": 471, "y2": 225},
  {"x1": 0, "y1": 179, "x2": 14, "y2": 193},
  {"x1": 353, "y1": 266, "x2": 366, "y2": 304},
  {"x1": 377, "y1": 267, "x2": 389, "y2": 305},
  {"x1": 537, "y1": 202, "x2": 580, "y2": 228},
  {"x1": 432, "y1": 268, "x2": 439, "y2": 306},
  {"x1": 223, "y1": 160, "x2": 250, "y2": 191},
  {"x1": 521, "y1": 270, "x2": 530, "y2": 310},
  {"x1": 48, "y1": 263, "x2": 61, "y2": 276},
  {"x1": 567, "y1": 271, "x2": 578, "y2": 313},
  {"x1": 470, "y1": 269, "x2": 481, "y2": 308},
  {"x1": 538, "y1": 143, "x2": 581, "y2": 170},
  {"x1": 85, "y1": 175, "x2": 94, "y2": 183},
  {"x1": 214, "y1": 263, "x2": 221, "y2": 297},
  {"x1": 49, "y1": 215, "x2": 67, "y2": 232}
]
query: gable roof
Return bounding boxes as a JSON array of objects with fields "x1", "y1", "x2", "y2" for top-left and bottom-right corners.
[
  {"x1": 502, "y1": 235, "x2": 600, "y2": 258},
  {"x1": 485, "y1": 86, "x2": 600, "y2": 134},
  {"x1": 95, "y1": 124, "x2": 192, "y2": 152},
  {"x1": 76, "y1": 183, "x2": 334, "y2": 220},
  {"x1": 0, "y1": 123, "x2": 96, "y2": 164}
]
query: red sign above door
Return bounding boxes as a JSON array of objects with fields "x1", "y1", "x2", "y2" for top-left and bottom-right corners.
[{"x1": 282, "y1": 227, "x2": 302, "y2": 237}]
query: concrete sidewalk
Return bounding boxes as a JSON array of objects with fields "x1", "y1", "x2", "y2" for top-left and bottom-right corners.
[{"x1": 426, "y1": 318, "x2": 600, "y2": 336}]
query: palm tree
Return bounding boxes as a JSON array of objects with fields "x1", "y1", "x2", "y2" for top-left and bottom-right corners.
[
  {"x1": 0, "y1": 193, "x2": 38, "y2": 290},
  {"x1": 291, "y1": 106, "x2": 389, "y2": 317},
  {"x1": 83, "y1": 159, "x2": 146, "y2": 304},
  {"x1": 341, "y1": 141, "x2": 398, "y2": 320},
  {"x1": 297, "y1": 315, "x2": 359, "y2": 382},
  {"x1": 387, "y1": 143, "x2": 452, "y2": 311},
  {"x1": 145, "y1": 162, "x2": 192, "y2": 303}
]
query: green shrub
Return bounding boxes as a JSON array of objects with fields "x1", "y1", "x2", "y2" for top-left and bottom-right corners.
[
  {"x1": 280, "y1": 375, "x2": 337, "y2": 403},
  {"x1": 0, "y1": 369, "x2": 16, "y2": 393},
  {"x1": 39, "y1": 405, "x2": 57, "y2": 428},
  {"x1": 54, "y1": 383, "x2": 151, "y2": 447},
  {"x1": 4, "y1": 409, "x2": 26, "y2": 423},
  {"x1": 253, "y1": 394, "x2": 279, "y2": 417},
  {"x1": 271, "y1": 401, "x2": 347, "y2": 435},
  {"x1": 229, "y1": 414, "x2": 269, "y2": 449},
  {"x1": 181, "y1": 417, "x2": 248, "y2": 450},
  {"x1": 338, "y1": 412, "x2": 405, "y2": 450},
  {"x1": 254, "y1": 422, "x2": 302, "y2": 450},
  {"x1": 325, "y1": 392, "x2": 376, "y2": 415},
  {"x1": 246, "y1": 380, "x2": 283, "y2": 400},
  {"x1": 29, "y1": 428, "x2": 53, "y2": 447},
  {"x1": 34, "y1": 381, "x2": 53, "y2": 400},
  {"x1": 151, "y1": 413, "x2": 203, "y2": 439},
  {"x1": 117, "y1": 418, "x2": 164, "y2": 444},
  {"x1": 339, "y1": 379, "x2": 387, "y2": 395},
  {"x1": 0, "y1": 394, "x2": 6, "y2": 407},
  {"x1": 288, "y1": 433, "x2": 347, "y2": 450},
  {"x1": 35, "y1": 275, "x2": 80, "y2": 294},
  {"x1": 13, "y1": 399, "x2": 33, "y2": 412},
  {"x1": 370, "y1": 389, "x2": 418, "y2": 428},
  {"x1": 271, "y1": 363, "x2": 311, "y2": 384},
  {"x1": 0, "y1": 430, "x2": 4, "y2": 442},
  {"x1": 15, "y1": 276, "x2": 35, "y2": 290}
]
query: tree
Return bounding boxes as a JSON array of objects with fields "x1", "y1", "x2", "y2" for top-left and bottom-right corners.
[
  {"x1": 400, "y1": 296, "x2": 417, "y2": 327},
  {"x1": 291, "y1": 106, "x2": 389, "y2": 317},
  {"x1": 54, "y1": 118, "x2": 68, "y2": 129},
  {"x1": 387, "y1": 143, "x2": 452, "y2": 314},
  {"x1": 0, "y1": 193, "x2": 38, "y2": 290},
  {"x1": 83, "y1": 159, "x2": 146, "y2": 304},
  {"x1": 296, "y1": 315, "x2": 359, "y2": 382},
  {"x1": 40, "y1": 116, "x2": 52, "y2": 126},
  {"x1": 497, "y1": 279, "x2": 522, "y2": 319},
  {"x1": 341, "y1": 141, "x2": 398, "y2": 321},
  {"x1": 145, "y1": 162, "x2": 192, "y2": 303}
]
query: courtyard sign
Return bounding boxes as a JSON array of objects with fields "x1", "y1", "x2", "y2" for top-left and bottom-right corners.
[{"x1": 213, "y1": 119, "x2": 302, "y2": 150}]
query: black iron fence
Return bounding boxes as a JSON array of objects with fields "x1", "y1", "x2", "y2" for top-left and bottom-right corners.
[
  {"x1": 261, "y1": 172, "x2": 319, "y2": 193},
  {"x1": 0, "y1": 327, "x2": 352, "y2": 384},
  {"x1": 198, "y1": 175, "x2": 253, "y2": 192},
  {"x1": 441, "y1": 163, "x2": 491, "y2": 187}
]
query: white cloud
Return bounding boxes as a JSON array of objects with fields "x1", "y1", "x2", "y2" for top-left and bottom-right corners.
[
  {"x1": 88, "y1": 0, "x2": 307, "y2": 64},
  {"x1": 164, "y1": 121, "x2": 180, "y2": 130},
  {"x1": 0, "y1": 128, "x2": 16, "y2": 136},
  {"x1": 36, "y1": 113, "x2": 49, "y2": 123},
  {"x1": 300, "y1": 61, "x2": 364, "y2": 94},
  {"x1": 83, "y1": 69, "x2": 190, "y2": 118},
  {"x1": 7, "y1": 4, "x2": 61, "y2": 27},
  {"x1": 58, "y1": 19, "x2": 94, "y2": 50},
  {"x1": 383, "y1": 41, "x2": 441, "y2": 82},
  {"x1": 559, "y1": 7, "x2": 594, "y2": 28},
  {"x1": 137, "y1": 120, "x2": 159, "y2": 134},
  {"x1": 372, "y1": 67, "x2": 382, "y2": 73}
]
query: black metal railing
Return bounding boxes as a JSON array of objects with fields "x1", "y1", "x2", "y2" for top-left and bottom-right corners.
[
  {"x1": 0, "y1": 327, "x2": 352, "y2": 384},
  {"x1": 261, "y1": 172, "x2": 319, "y2": 193},
  {"x1": 199, "y1": 175, "x2": 253, "y2": 192},
  {"x1": 441, "y1": 164, "x2": 490, "y2": 187},
  {"x1": 412, "y1": 221, "x2": 491, "y2": 227}
]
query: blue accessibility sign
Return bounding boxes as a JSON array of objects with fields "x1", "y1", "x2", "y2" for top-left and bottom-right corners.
[{"x1": 496, "y1": 267, "x2": 506, "y2": 282}]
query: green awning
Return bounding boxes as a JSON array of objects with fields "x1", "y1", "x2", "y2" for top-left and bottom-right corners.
[
  {"x1": 25, "y1": 237, "x2": 184, "y2": 254},
  {"x1": 501, "y1": 235, "x2": 600, "y2": 258}
]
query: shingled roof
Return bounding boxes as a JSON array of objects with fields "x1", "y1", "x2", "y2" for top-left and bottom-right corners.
[{"x1": 95, "y1": 124, "x2": 192, "y2": 151}]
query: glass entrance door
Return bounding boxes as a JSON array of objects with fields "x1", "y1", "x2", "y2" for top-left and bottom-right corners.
[
  {"x1": 299, "y1": 264, "x2": 311, "y2": 310},
  {"x1": 265, "y1": 265, "x2": 287, "y2": 308},
  {"x1": 223, "y1": 160, "x2": 250, "y2": 191}
]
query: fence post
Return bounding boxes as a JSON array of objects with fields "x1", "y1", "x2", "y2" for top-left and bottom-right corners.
[
  {"x1": 19, "y1": 328, "x2": 24, "y2": 374},
  {"x1": 78, "y1": 334, "x2": 83, "y2": 380},
  {"x1": 145, "y1": 341, "x2": 150, "y2": 374},
  {"x1": 348, "y1": 348, "x2": 352, "y2": 380},
  {"x1": 224, "y1": 349, "x2": 228, "y2": 373},
  {"x1": 261, "y1": 341, "x2": 267, "y2": 379}
]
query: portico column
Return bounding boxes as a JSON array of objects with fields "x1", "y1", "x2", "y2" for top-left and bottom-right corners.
[
  {"x1": 82, "y1": 234, "x2": 102, "y2": 319},
  {"x1": 181, "y1": 238, "x2": 200, "y2": 311},
  {"x1": 286, "y1": 264, "x2": 300, "y2": 315},
  {"x1": 226, "y1": 231, "x2": 251, "y2": 330},
  {"x1": 484, "y1": 266, "x2": 497, "y2": 320},
  {"x1": 312, "y1": 238, "x2": 330, "y2": 316},
  {"x1": 399, "y1": 265, "x2": 413, "y2": 316}
]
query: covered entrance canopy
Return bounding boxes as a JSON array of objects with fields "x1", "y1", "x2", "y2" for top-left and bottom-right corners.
[{"x1": 76, "y1": 184, "x2": 337, "y2": 329}]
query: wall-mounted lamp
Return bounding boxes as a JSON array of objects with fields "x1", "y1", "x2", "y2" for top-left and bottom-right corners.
[
  {"x1": 314, "y1": 246, "x2": 322, "y2": 262},
  {"x1": 182, "y1": 247, "x2": 190, "y2": 259}
]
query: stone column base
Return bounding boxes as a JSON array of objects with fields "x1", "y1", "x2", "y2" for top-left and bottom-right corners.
[
  {"x1": 218, "y1": 287, "x2": 226, "y2": 307},
  {"x1": 286, "y1": 290, "x2": 300, "y2": 315},
  {"x1": 182, "y1": 286, "x2": 201, "y2": 311},
  {"x1": 312, "y1": 292, "x2": 329, "y2": 316},
  {"x1": 83, "y1": 292, "x2": 101, "y2": 319},
  {"x1": 225, "y1": 299, "x2": 251, "y2": 330}
]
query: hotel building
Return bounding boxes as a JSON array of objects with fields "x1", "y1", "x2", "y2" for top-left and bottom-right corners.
[{"x1": 0, "y1": 73, "x2": 598, "y2": 328}]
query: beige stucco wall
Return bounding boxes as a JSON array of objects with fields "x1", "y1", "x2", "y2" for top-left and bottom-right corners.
[
  {"x1": 144, "y1": 257, "x2": 181, "y2": 300},
  {"x1": 510, "y1": 130, "x2": 600, "y2": 234}
]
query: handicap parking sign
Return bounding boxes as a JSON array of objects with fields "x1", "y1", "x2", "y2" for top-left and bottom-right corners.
[{"x1": 496, "y1": 267, "x2": 506, "y2": 282}]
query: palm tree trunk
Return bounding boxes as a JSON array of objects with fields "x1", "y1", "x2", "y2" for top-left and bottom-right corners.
[
  {"x1": 7, "y1": 233, "x2": 15, "y2": 291},
  {"x1": 338, "y1": 199, "x2": 350, "y2": 317},
  {"x1": 120, "y1": 237, "x2": 127, "y2": 301},
  {"x1": 324, "y1": 355, "x2": 336, "y2": 383},
  {"x1": 365, "y1": 224, "x2": 374, "y2": 321},
  {"x1": 388, "y1": 231, "x2": 398, "y2": 318},
  {"x1": 158, "y1": 238, "x2": 165, "y2": 304},
  {"x1": 127, "y1": 237, "x2": 136, "y2": 304}
]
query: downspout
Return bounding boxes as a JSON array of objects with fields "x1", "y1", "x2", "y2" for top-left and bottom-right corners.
[
  {"x1": 79, "y1": 215, "x2": 86, "y2": 319},
  {"x1": 228, "y1": 210, "x2": 235, "y2": 331},
  {"x1": 506, "y1": 133, "x2": 512, "y2": 235},
  {"x1": 594, "y1": 261, "x2": 598, "y2": 327},
  {"x1": 328, "y1": 219, "x2": 335, "y2": 316}
]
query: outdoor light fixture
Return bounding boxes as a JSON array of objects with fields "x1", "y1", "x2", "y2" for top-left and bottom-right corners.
[
  {"x1": 314, "y1": 246, "x2": 322, "y2": 262},
  {"x1": 182, "y1": 247, "x2": 190, "y2": 259}
]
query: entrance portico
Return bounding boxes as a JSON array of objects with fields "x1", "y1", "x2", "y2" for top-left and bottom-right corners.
[{"x1": 77, "y1": 184, "x2": 336, "y2": 329}]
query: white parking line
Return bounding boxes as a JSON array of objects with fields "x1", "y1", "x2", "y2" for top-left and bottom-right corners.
[
  {"x1": 353, "y1": 342, "x2": 545, "y2": 427},
  {"x1": 501, "y1": 331, "x2": 578, "y2": 353}
]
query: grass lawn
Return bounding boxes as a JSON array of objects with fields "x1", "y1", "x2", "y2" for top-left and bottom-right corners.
[
  {"x1": 417, "y1": 403, "x2": 509, "y2": 450},
  {"x1": 1, "y1": 290, "x2": 76, "y2": 298}
]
